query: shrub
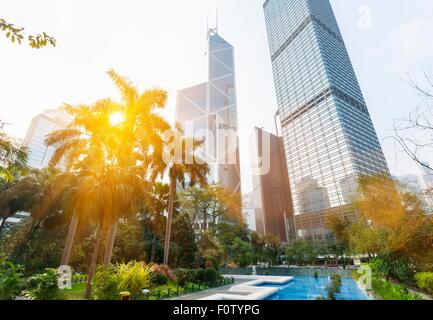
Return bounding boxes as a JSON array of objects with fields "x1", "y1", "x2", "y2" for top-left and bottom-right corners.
[
  {"x1": 93, "y1": 265, "x2": 119, "y2": 300},
  {"x1": 372, "y1": 277, "x2": 422, "y2": 300},
  {"x1": 93, "y1": 262, "x2": 156, "y2": 300},
  {"x1": 371, "y1": 253, "x2": 415, "y2": 284},
  {"x1": 194, "y1": 268, "x2": 205, "y2": 283},
  {"x1": 0, "y1": 258, "x2": 25, "y2": 300},
  {"x1": 204, "y1": 267, "x2": 218, "y2": 284},
  {"x1": 415, "y1": 272, "x2": 433, "y2": 294},
  {"x1": 154, "y1": 264, "x2": 177, "y2": 282},
  {"x1": 153, "y1": 273, "x2": 169, "y2": 286},
  {"x1": 24, "y1": 269, "x2": 62, "y2": 300},
  {"x1": 174, "y1": 269, "x2": 194, "y2": 287},
  {"x1": 116, "y1": 261, "x2": 156, "y2": 297},
  {"x1": 205, "y1": 256, "x2": 219, "y2": 270}
]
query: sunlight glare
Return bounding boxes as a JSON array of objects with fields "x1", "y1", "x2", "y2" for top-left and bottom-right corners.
[{"x1": 109, "y1": 112, "x2": 125, "y2": 126}]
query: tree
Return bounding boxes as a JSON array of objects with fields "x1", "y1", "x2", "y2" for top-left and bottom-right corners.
[
  {"x1": 0, "y1": 18, "x2": 56, "y2": 48},
  {"x1": 394, "y1": 69, "x2": 433, "y2": 171},
  {"x1": 140, "y1": 183, "x2": 170, "y2": 263},
  {"x1": 102, "y1": 70, "x2": 171, "y2": 265},
  {"x1": 5, "y1": 168, "x2": 72, "y2": 260},
  {"x1": 0, "y1": 120, "x2": 28, "y2": 183},
  {"x1": 46, "y1": 99, "x2": 117, "y2": 267},
  {"x1": 47, "y1": 98, "x2": 150, "y2": 299},
  {"x1": 169, "y1": 213, "x2": 197, "y2": 268},
  {"x1": 180, "y1": 185, "x2": 242, "y2": 236},
  {"x1": 251, "y1": 232, "x2": 265, "y2": 264},
  {"x1": 328, "y1": 175, "x2": 433, "y2": 273},
  {"x1": 231, "y1": 238, "x2": 253, "y2": 268},
  {"x1": 325, "y1": 214, "x2": 352, "y2": 265},
  {"x1": 110, "y1": 220, "x2": 146, "y2": 264},
  {"x1": 159, "y1": 124, "x2": 209, "y2": 266},
  {"x1": 215, "y1": 221, "x2": 249, "y2": 266},
  {"x1": 285, "y1": 240, "x2": 317, "y2": 266},
  {"x1": 347, "y1": 221, "x2": 384, "y2": 260},
  {"x1": 262, "y1": 235, "x2": 282, "y2": 267},
  {"x1": 207, "y1": 185, "x2": 242, "y2": 234},
  {"x1": 355, "y1": 175, "x2": 409, "y2": 229}
]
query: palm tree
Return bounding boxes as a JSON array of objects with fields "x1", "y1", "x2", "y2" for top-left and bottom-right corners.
[
  {"x1": 159, "y1": 124, "x2": 209, "y2": 266},
  {"x1": 140, "y1": 182, "x2": 170, "y2": 263},
  {"x1": 0, "y1": 120, "x2": 28, "y2": 182},
  {"x1": 70, "y1": 164, "x2": 149, "y2": 299},
  {"x1": 101, "y1": 70, "x2": 170, "y2": 265},
  {"x1": 0, "y1": 180, "x2": 15, "y2": 235},
  {"x1": 6, "y1": 168, "x2": 72, "y2": 259},
  {"x1": 47, "y1": 71, "x2": 171, "y2": 298},
  {"x1": 46, "y1": 99, "x2": 117, "y2": 266}
]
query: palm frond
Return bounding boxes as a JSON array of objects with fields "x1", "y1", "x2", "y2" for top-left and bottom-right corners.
[{"x1": 107, "y1": 69, "x2": 137, "y2": 104}]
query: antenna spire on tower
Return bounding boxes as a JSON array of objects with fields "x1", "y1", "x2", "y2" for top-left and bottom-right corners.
[{"x1": 215, "y1": 8, "x2": 219, "y2": 34}]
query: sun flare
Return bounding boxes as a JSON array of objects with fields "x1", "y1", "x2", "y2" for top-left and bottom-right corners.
[{"x1": 109, "y1": 112, "x2": 125, "y2": 126}]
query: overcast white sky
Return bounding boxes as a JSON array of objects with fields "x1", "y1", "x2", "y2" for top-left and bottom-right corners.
[{"x1": 1, "y1": 0, "x2": 433, "y2": 193}]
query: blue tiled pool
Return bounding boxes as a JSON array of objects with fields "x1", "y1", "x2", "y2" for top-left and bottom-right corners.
[{"x1": 261, "y1": 276, "x2": 371, "y2": 300}]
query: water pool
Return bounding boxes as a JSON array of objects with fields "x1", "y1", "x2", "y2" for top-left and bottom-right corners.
[{"x1": 260, "y1": 276, "x2": 371, "y2": 300}]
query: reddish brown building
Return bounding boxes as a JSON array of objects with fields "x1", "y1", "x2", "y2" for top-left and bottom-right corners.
[{"x1": 251, "y1": 127, "x2": 295, "y2": 243}]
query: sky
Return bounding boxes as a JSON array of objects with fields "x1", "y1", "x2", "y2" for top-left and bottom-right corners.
[{"x1": 1, "y1": 0, "x2": 433, "y2": 194}]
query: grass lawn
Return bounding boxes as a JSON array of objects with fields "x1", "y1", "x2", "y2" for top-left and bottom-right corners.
[
  {"x1": 62, "y1": 281, "x2": 220, "y2": 300},
  {"x1": 63, "y1": 283, "x2": 87, "y2": 300},
  {"x1": 62, "y1": 282, "x2": 185, "y2": 300}
]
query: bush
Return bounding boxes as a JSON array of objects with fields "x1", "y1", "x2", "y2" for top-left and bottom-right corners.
[
  {"x1": 415, "y1": 272, "x2": 433, "y2": 294},
  {"x1": 0, "y1": 258, "x2": 25, "y2": 300},
  {"x1": 174, "y1": 269, "x2": 194, "y2": 287},
  {"x1": 204, "y1": 267, "x2": 218, "y2": 284},
  {"x1": 205, "y1": 256, "x2": 219, "y2": 270},
  {"x1": 154, "y1": 264, "x2": 177, "y2": 282},
  {"x1": 372, "y1": 277, "x2": 422, "y2": 300},
  {"x1": 116, "y1": 261, "x2": 156, "y2": 297},
  {"x1": 371, "y1": 253, "x2": 415, "y2": 284},
  {"x1": 93, "y1": 265, "x2": 119, "y2": 300},
  {"x1": 93, "y1": 261, "x2": 156, "y2": 300},
  {"x1": 194, "y1": 268, "x2": 205, "y2": 283},
  {"x1": 153, "y1": 273, "x2": 169, "y2": 286},
  {"x1": 24, "y1": 269, "x2": 63, "y2": 300}
]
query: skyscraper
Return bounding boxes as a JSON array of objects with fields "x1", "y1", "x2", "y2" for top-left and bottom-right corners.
[
  {"x1": 23, "y1": 109, "x2": 70, "y2": 169},
  {"x1": 263, "y1": 0, "x2": 389, "y2": 242},
  {"x1": 251, "y1": 127, "x2": 295, "y2": 242},
  {"x1": 175, "y1": 28, "x2": 241, "y2": 193}
]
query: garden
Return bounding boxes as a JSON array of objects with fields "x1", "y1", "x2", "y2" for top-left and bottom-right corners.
[{"x1": 0, "y1": 256, "x2": 234, "y2": 300}]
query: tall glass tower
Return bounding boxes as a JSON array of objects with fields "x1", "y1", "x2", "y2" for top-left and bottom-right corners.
[
  {"x1": 176, "y1": 28, "x2": 241, "y2": 194},
  {"x1": 263, "y1": 0, "x2": 389, "y2": 242}
]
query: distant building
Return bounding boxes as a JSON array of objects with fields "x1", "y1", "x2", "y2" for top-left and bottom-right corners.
[
  {"x1": 242, "y1": 192, "x2": 257, "y2": 231},
  {"x1": 417, "y1": 163, "x2": 433, "y2": 213},
  {"x1": 23, "y1": 109, "x2": 70, "y2": 169},
  {"x1": 263, "y1": 0, "x2": 390, "y2": 242},
  {"x1": 175, "y1": 28, "x2": 241, "y2": 194},
  {"x1": 396, "y1": 172, "x2": 433, "y2": 215},
  {"x1": 251, "y1": 127, "x2": 295, "y2": 243}
]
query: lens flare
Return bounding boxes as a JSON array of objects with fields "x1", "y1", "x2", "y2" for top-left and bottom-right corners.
[{"x1": 109, "y1": 112, "x2": 125, "y2": 126}]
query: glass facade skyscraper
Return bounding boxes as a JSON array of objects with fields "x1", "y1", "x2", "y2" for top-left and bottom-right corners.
[
  {"x1": 176, "y1": 29, "x2": 241, "y2": 193},
  {"x1": 23, "y1": 109, "x2": 70, "y2": 169},
  {"x1": 263, "y1": 0, "x2": 389, "y2": 242}
]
